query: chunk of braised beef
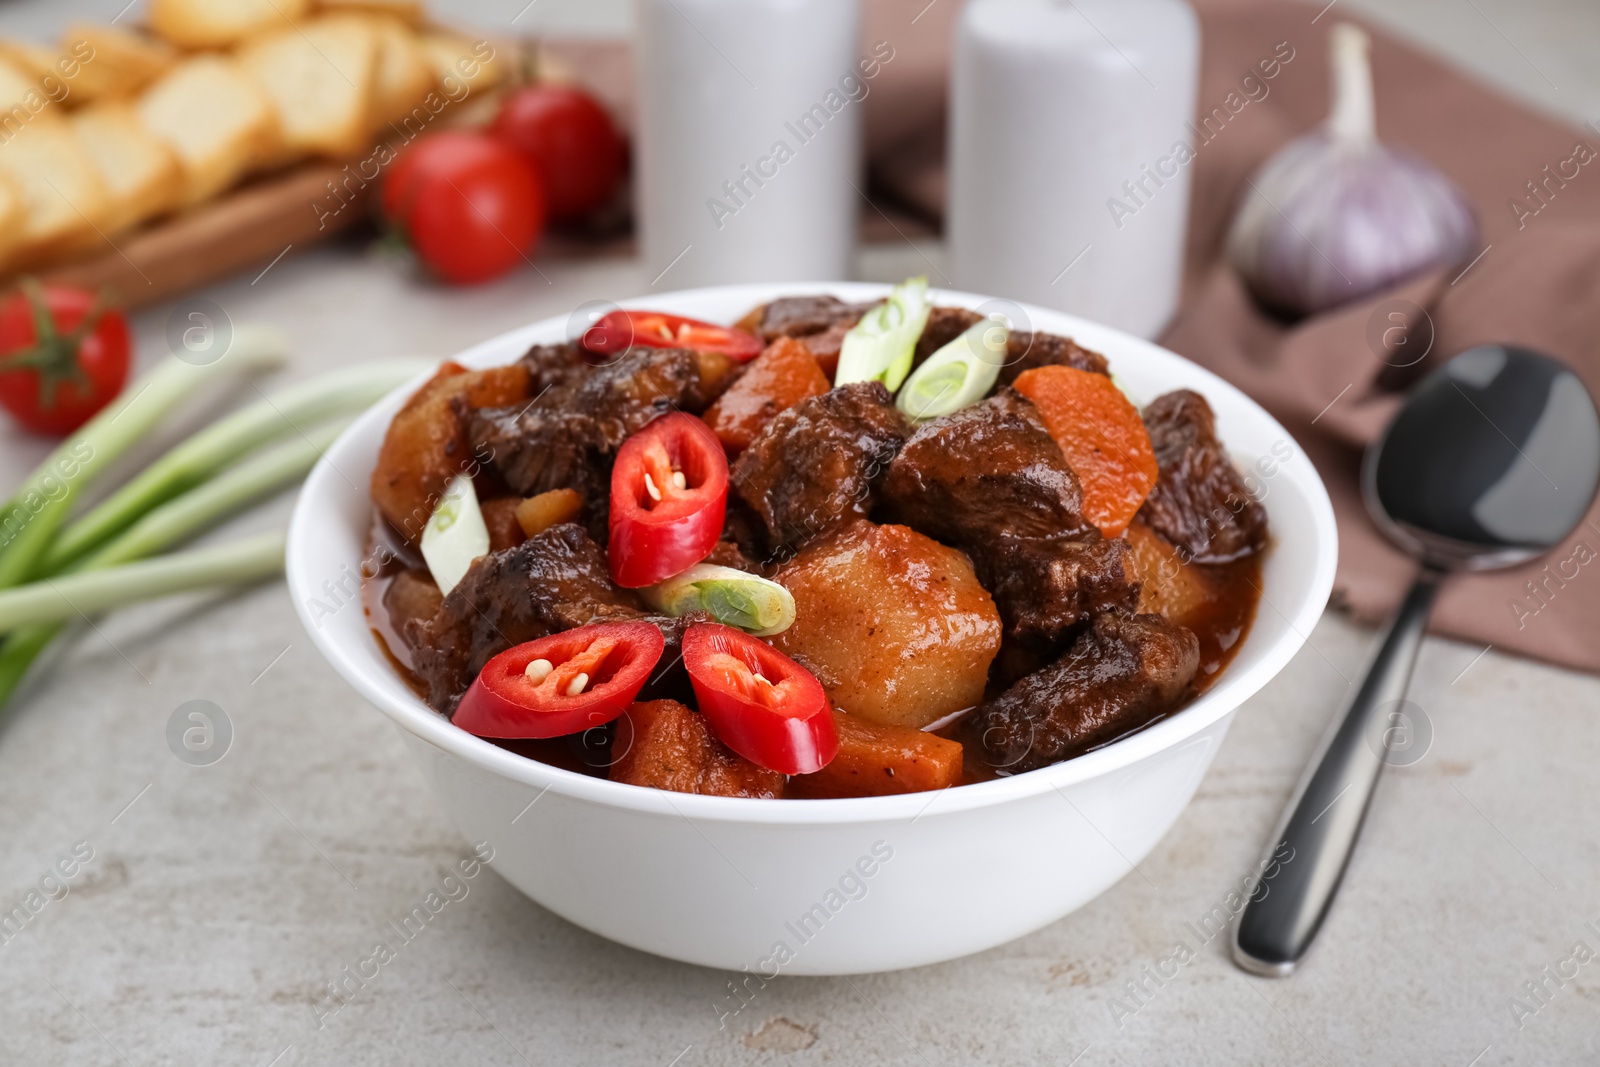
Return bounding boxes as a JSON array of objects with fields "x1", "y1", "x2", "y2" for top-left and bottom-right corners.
[
  {"x1": 753, "y1": 295, "x2": 876, "y2": 341},
  {"x1": 976, "y1": 535, "x2": 1138, "y2": 646},
  {"x1": 731, "y1": 382, "x2": 909, "y2": 552},
  {"x1": 469, "y1": 345, "x2": 709, "y2": 539},
  {"x1": 1138, "y1": 390, "x2": 1268, "y2": 563},
  {"x1": 517, "y1": 342, "x2": 590, "y2": 394},
  {"x1": 704, "y1": 539, "x2": 759, "y2": 573},
  {"x1": 881, "y1": 389, "x2": 1092, "y2": 543},
  {"x1": 469, "y1": 403, "x2": 609, "y2": 521},
  {"x1": 409, "y1": 524, "x2": 642, "y2": 713},
  {"x1": 633, "y1": 610, "x2": 713, "y2": 705},
  {"x1": 965, "y1": 611, "x2": 1199, "y2": 772},
  {"x1": 998, "y1": 331, "x2": 1110, "y2": 386},
  {"x1": 913, "y1": 306, "x2": 982, "y2": 366}
]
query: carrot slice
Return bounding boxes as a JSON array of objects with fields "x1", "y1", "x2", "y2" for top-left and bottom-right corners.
[
  {"x1": 1012, "y1": 365, "x2": 1157, "y2": 537},
  {"x1": 703, "y1": 337, "x2": 830, "y2": 453},
  {"x1": 786, "y1": 708, "x2": 963, "y2": 798}
]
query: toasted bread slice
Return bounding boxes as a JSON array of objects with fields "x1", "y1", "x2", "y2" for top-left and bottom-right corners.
[
  {"x1": 137, "y1": 55, "x2": 280, "y2": 203},
  {"x1": 0, "y1": 121, "x2": 112, "y2": 262},
  {"x1": 0, "y1": 54, "x2": 55, "y2": 135},
  {"x1": 317, "y1": 0, "x2": 423, "y2": 24},
  {"x1": 0, "y1": 170, "x2": 25, "y2": 270},
  {"x1": 423, "y1": 34, "x2": 505, "y2": 97},
  {"x1": 238, "y1": 16, "x2": 378, "y2": 160},
  {"x1": 365, "y1": 16, "x2": 434, "y2": 127},
  {"x1": 148, "y1": 0, "x2": 313, "y2": 50},
  {"x1": 62, "y1": 23, "x2": 175, "y2": 102},
  {"x1": 71, "y1": 103, "x2": 182, "y2": 233},
  {"x1": 0, "y1": 40, "x2": 57, "y2": 82}
]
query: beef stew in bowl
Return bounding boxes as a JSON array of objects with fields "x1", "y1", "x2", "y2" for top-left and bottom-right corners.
[{"x1": 361, "y1": 280, "x2": 1268, "y2": 800}]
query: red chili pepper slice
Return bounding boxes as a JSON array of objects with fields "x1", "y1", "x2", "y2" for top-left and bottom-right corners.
[
  {"x1": 452, "y1": 621, "x2": 665, "y2": 739},
  {"x1": 582, "y1": 310, "x2": 763, "y2": 362},
  {"x1": 683, "y1": 623, "x2": 837, "y2": 775},
  {"x1": 609, "y1": 412, "x2": 728, "y2": 588}
]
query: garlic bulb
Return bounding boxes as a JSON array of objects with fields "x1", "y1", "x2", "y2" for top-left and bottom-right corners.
[{"x1": 1227, "y1": 23, "x2": 1478, "y2": 317}]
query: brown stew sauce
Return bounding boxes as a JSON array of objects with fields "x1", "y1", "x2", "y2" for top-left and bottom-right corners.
[{"x1": 362, "y1": 515, "x2": 1262, "y2": 790}]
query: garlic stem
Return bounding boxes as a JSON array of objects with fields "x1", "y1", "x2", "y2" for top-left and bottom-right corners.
[{"x1": 1327, "y1": 23, "x2": 1375, "y2": 144}]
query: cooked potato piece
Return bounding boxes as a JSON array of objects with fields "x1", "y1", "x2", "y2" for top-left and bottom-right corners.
[
  {"x1": 1127, "y1": 519, "x2": 1222, "y2": 631},
  {"x1": 369, "y1": 361, "x2": 530, "y2": 541},
  {"x1": 788, "y1": 709, "x2": 963, "y2": 798},
  {"x1": 514, "y1": 488, "x2": 584, "y2": 538},
  {"x1": 611, "y1": 700, "x2": 783, "y2": 798},
  {"x1": 770, "y1": 520, "x2": 1001, "y2": 728}
]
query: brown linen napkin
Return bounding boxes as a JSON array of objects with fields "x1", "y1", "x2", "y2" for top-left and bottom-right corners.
[{"x1": 551, "y1": 0, "x2": 1600, "y2": 673}]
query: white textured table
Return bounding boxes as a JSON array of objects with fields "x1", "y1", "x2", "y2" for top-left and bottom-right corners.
[{"x1": 4, "y1": 2, "x2": 1600, "y2": 1064}]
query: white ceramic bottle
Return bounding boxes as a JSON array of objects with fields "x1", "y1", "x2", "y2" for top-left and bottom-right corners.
[
  {"x1": 948, "y1": 0, "x2": 1200, "y2": 339},
  {"x1": 634, "y1": 0, "x2": 863, "y2": 289}
]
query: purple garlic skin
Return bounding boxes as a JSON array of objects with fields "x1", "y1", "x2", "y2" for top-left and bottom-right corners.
[{"x1": 1227, "y1": 133, "x2": 1479, "y2": 317}]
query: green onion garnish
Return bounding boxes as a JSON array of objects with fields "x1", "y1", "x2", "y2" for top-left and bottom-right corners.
[
  {"x1": 642, "y1": 563, "x2": 796, "y2": 636},
  {"x1": 895, "y1": 315, "x2": 1009, "y2": 421},
  {"x1": 835, "y1": 276, "x2": 931, "y2": 392},
  {"x1": 421, "y1": 474, "x2": 490, "y2": 595}
]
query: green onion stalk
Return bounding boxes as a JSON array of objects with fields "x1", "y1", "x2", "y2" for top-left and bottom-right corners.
[
  {"x1": 43, "y1": 359, "x2": 425, "y2": 571},
  {"x1": 0, "y1": 426, "x2": 342, "y2": 707},
  {"x1": 0, "y1": 358, "x2": 425, "y2": 710},
  {"x1": 834, "y1": 276, "x2": 931, "y2": 392},
  {"x1": 0, "y1": 325, "x2": 290, "y2": 589}
]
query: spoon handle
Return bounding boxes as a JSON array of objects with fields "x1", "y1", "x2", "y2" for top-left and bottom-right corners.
[{"x1": 1231, "y1": 565, "x2": 1445, "y2": 976}]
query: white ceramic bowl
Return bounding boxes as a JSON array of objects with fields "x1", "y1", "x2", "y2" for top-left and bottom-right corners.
[{"x1": 288, "y1": 283, "x2": 1336, "y2": 975}]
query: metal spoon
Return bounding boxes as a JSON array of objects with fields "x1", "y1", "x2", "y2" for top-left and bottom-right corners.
[{"x1": 1231, "y1": 344, "x2": 1600, "y2": 977}]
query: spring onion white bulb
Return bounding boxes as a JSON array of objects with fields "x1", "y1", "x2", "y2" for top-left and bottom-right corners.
[
  {"x1": 1226, "y1": 23, "x2": 1477, "y2": 316},
  {"x1": 835, "y1": 276, "x2": 931, "y2": 391},
  {"x1": 896, "y1": 316, "x2": 1009, "y2": 421},
  {"x1": 642, "y1": 563, "x2": 796, "y2": 636},
  {"x1": 421, "y1": 474, "x2": 489, "y2": 595}
]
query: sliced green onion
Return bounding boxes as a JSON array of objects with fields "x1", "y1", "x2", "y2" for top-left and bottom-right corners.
[
  {"x1": 895, "y1": 316, "x2": 1009, "y2": 421},
  {"x1": 0, "y1": 324, "x2": 288, "y2": 589},
  {"x1": 45, "y1": 359, "x2": 426, "y2": 571},
  {"x1": 421, "y1": 473, "x2": 489, "y2": 595},
  {"x1": 835, "y1": 276, "x2": 931, "y2": 391},
  {"x1": 641, "y1": 563, "x2": 797, "y2": 636},
  {"x1": 0, "y1": 532, "x2": 285, "y2": 633}
]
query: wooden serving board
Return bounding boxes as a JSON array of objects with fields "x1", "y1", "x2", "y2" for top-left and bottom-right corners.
[{"x1": 31, "y1": 163, "x2": 374, "y2": 313}]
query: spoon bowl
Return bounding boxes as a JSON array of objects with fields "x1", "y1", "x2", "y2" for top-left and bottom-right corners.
[
  {"x1": 1234, "y1": 343, "x2": 1600, "y2": 977},
  {"x1": 1365, "y1": 344, "x2": 1600, "y2": 569}
]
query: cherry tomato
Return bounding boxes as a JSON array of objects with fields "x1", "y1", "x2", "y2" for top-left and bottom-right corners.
[
  {"x1": 452, "y1": 620, "x2": 665, "y2": 739},
  {"x1": 0, "y1": 282, "x2": 129, "y2": 436},
  {"x1": 490, "y1": 84, "x2": 626, "y2": 221},
  {"x1": 609, "y1": 413, "x2": 728, "y2": 588},
  {"x1": 683, "y1": 623, "x2": 837, "y2": 775},
  {"x1": 382, "y1": 131, "x2": 545, "y2": 285},
  {"x1": 582, "y1": 310, "x2": 763, "y2": 362}
]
